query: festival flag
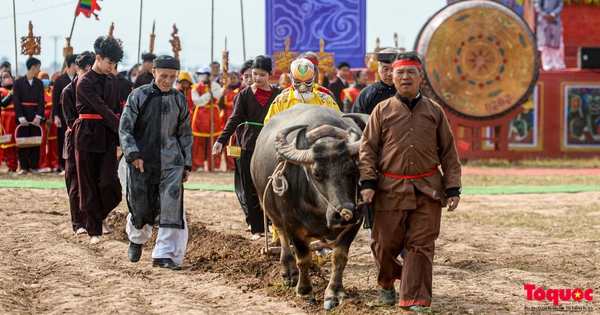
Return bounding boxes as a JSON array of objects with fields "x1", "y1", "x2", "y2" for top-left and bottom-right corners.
[{"x1": 75, "y1": 0, "x2": 102, "y2": 20}]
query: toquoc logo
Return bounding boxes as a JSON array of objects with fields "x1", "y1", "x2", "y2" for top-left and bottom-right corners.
[{"x1": 524, "y1": 284, "x2": 594, "y2": 306}]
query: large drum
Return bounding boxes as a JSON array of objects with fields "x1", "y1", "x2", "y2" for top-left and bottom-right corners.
[{"x1": 415, "y1": 0, "x2": 539, "y2": 120}]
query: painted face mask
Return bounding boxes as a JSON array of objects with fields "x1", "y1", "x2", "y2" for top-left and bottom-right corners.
[
  {"x1": 290, "y1": 59, "x2": 315, "y2": 93},
  {"x1": 293, "y1": 81, "x2": 314, "y2": 93}
]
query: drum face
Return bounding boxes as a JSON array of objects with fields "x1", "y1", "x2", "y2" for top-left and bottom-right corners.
[{"x1": 415, "y1": 0, "x2": 539, "y2": 120}]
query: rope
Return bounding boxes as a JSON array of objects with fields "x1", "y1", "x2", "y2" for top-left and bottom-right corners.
[
  {"x1": 355, "y1": 181, "x2": 364, "y2": 209},
  {"x1": 303, "y1": 165, "x2": 364, "y2": 221},
  {"x1": 259, "y1": 160, "x2": 363, "y2": 253},
  {"x1": 271, "y1": 160, "x2": 288, "y2": 196},
  {"x1": 303, "y1": 165, "x2": 338, "y2": 211},
  {"x1": 261, "y1": 160, "x2": 289, "y2": 253}
]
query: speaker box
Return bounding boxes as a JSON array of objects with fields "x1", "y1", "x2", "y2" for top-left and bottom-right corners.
[{"x1": 578, "y1": 47, "x2": 600, "y2": 69}]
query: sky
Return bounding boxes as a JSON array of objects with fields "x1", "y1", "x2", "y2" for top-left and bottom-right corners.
[{"x1": 1, "y1": 0, "x2": 447, "y2": 76}]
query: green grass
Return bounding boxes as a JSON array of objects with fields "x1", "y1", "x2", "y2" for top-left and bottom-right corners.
[
  {"x1": 444, "y1": 204, "x2": 600, "y2": 239},
  {"x1": 463, "y1": 158, "x2": 600, "y2": 168},
  {"x1": 463, "y1": 174, "x2": 599, "y2": 187}
]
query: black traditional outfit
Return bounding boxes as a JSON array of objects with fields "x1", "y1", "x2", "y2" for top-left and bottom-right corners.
[
  {"x1": 116, "y1": 72, "x2": 133, "y2": 108},
  {"x1": 61, "y1": 76, "x2": 84, "y2": 232},
  {"x1": 74, "y1": 69, "x2": 122, "y2": 237},
  {"x1": 133, "y1": 71, "x2": 154, "y2": 88},
  {"x1": 52, "y1": 72, "x2": 74, "y2": 170},
  {"x1": 119, "y1": 57, "x2": 193, "y2": 265},
  {"x1": 216, "y1": 85, "x2": 281, "y2": 234},
  {"x1": 13, "y1": 76, "x2": 45, "y2": 171}
]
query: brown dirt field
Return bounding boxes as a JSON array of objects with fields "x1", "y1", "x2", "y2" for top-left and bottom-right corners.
[{"x1": 0, "y1": 171, "x2": 598, "y2": 314}]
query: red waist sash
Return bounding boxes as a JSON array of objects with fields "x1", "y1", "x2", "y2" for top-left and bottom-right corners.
[
  {"x1": 21, "y1": 102, "x2": 38, "y2": 106},
  {"x1": 79, "y1": 114, "x2": 103, "y2": 119},
  {"x1": 378, "y1": 168, "x2": 438, "y2": 179}
]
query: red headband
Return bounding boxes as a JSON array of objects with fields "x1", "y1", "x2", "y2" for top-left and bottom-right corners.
[
  {"x1": 306, "y1": 57, "x2": 319, "y2": 67},
  {"x1": 392, "y1": 59, "x2": 422, "y2": 70}
]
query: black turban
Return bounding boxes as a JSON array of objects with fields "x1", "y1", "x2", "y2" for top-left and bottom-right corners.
[
  {"x1": 376, "y1": 52, "x2": 398, "y2": 64},
  {"x1": 153, "y1": 55, "x2": 180, "y2": 70}
]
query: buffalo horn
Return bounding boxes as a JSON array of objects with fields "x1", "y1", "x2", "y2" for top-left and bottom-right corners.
[
  {"x1": 346, "y1": 127, "x2": 361, "y2": 157},
  {"x1": 305, "y1": 125, "x2": 349, "y2": 145},
  {"x1": 342, "y1": 113, "x2": 370, "y2": 126},
  {"x1": 275, "y1": 125, "x2": 314, "y2": 165}
]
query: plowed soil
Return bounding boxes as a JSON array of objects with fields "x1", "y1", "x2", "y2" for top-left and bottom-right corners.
[{"x1": 0, "y1": 171, "x2": 598, "y2": 314}]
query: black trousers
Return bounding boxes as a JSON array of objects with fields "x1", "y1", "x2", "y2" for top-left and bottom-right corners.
[
  {"x1": 56, "y1": 124, "x2": 66, "y2": 170},
  {"x1": 75, "y1": 145, "x2": 122, "y2": 236},
  {"x1": 16, "y1": 124, "x2": 42, "y2": 170},
  {"x1": 65, "y1": 151, "x2": 84, "y2": 231},
  {"x1": 234, "y1": 157, "x2": 249, "y2": 225},
  {"x1": 240, "y1": 149, "x2": 265, "y2": 234}
]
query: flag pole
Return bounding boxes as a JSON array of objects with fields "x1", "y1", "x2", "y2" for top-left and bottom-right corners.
[
  {"x1": 209, "y1": 0, "x2": 215, "y2": 172},
  {"x1": 136, "y1": 0, "x2": 143, "y2": 72},
  {"x1": 12, "y1": 0, "x2": 18, "y2": 76},
  {"x1": 240, "y1": 0, "x2": 246, "y2": 61},
  {"x1": 62, "y1": 5, "x2": 78, "y2": 62},
  {"x1": 68, "y1": 7, "x2": 77, "y2": 45}
]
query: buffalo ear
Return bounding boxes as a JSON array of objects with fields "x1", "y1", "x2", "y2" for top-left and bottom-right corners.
[
  {"x1": 346, "y1": 127, "x2": 361, "y2": 143},
  {"x1": 296, "y1": 127, "x2": 310, "y2": 150}
]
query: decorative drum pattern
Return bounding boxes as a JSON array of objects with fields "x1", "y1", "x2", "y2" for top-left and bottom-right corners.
[{"x1": 415, "y1": 0, "x2": 539, "y2": 119}]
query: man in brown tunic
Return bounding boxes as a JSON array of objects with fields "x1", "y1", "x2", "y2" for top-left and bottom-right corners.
[
  {"x1": 62, "y1": 51, "x2": 95, "y2": 235},
  {"x1": 74, "y1": 36, "x2": 123, "y2": 244},
  {"x1": 359, "y1": 51, "x2": 462, "y2": 312},
  {"x1": 13, "y1": 57, "x2": 45, "y2": 174}
]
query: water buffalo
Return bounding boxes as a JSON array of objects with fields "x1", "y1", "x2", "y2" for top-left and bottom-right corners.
[{"x1": 251, "y1": 104, "x2": 364, "y2": 310}]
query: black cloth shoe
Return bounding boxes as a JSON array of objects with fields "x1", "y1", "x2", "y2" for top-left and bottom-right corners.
[
  {"x1": 128, "y1": 242, "x2": 143, "y2": 262},
  {"x1": 379, "y1": 285, "x2": 398, "y2": 306},
  {"x1": 152, "y1": 258, "x2": 182, "y2": 270}
]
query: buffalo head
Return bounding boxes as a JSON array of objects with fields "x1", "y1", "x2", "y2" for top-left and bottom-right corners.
[{"x1": 274, "y1": 124, "x2": 362, "y2": 229}]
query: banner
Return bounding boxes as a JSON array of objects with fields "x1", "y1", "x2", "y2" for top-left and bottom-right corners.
[
  {"x1": 76, "y1": 0, "x2": 101, "y2": 20},
  {"x1": 265, "y1": 0, "x2": 366, "y2": 70}
]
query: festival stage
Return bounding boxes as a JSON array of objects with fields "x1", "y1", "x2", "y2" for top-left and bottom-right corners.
[
  {"x1": 440, "y1": 1, "x2": 600, "y2": 160},
  {"x1": 451, "y1": 68, "x2": 600, "y2": 160}
]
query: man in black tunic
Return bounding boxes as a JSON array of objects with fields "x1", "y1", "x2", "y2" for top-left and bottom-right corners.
[
  {"x1": 74, "y1": 36, "x2": 123, "y2": 244},
  {"x1": 52, "y1": 54, "x2": 78, "y2": 173},
  {"x1": 13, "y1": 57, "x2": 45, "y2": 174},
  {"x1": 61, "y1": 51, "x2": 95, "y2": 235},
  {"x1": 120, "y1": 55, "x2": 193, "y2": 270},
  {"x1": 133, "y1": 52, "x2": 156, "y2": 88},
  {"x1": 352, "y1": 48, "x2": 402, "y2": 128}
]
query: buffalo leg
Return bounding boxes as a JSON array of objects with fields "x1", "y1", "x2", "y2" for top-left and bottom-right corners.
[
  {"x1": 277, "y1": 226, "x2": 299, "y2": 288},
  {"x1": 289, "y1": 232, "x2": 316, "y2": 305},
  {"x1": 324, "y1": 223, "x2": 361, "y2": 310}
]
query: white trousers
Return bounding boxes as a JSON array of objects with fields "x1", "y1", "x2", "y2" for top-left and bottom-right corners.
[
  {"x1": 540, "y1": 39, "x2": 566, "y2": 71},
  {"x1": 126, "y1": 211, "x2": 189, "y2": 265}
]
